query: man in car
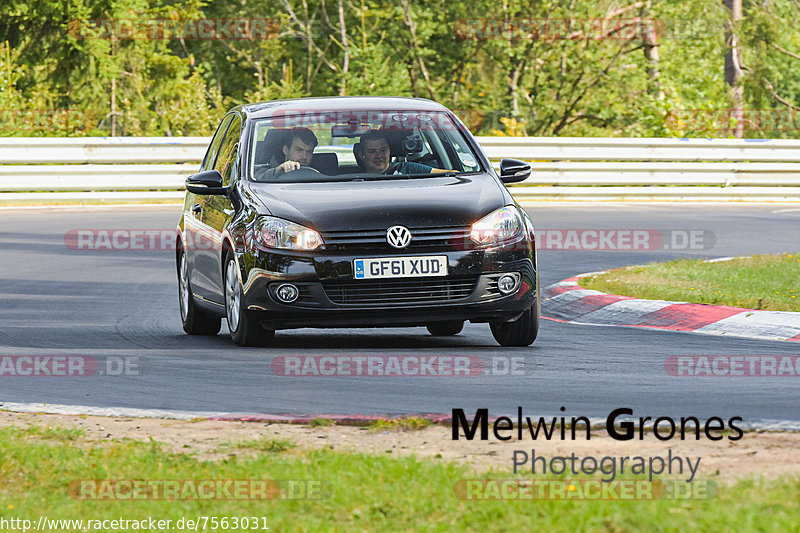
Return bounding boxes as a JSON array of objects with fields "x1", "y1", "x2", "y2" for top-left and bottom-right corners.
[
  {"x1": 356, "y1": 130, "x2": 450, "y2": 175},
  {"x1": 272, "y1": 127, "x2": 318, "y2": 176}
]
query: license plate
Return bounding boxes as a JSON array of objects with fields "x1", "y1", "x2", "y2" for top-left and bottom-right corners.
[{"x1": 353, "y1": 256, "x2": 448, "y2": 279}]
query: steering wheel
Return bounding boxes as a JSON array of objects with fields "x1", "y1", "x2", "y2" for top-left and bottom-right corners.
[
  {"x1": 297, "y1": 165, "x2": 321, "y2": 173},
  {"x1": 274, "y1": 165, "x2": 323, "y2": 182}
]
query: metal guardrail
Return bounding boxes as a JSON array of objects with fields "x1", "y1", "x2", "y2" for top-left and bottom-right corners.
[
  {"x1": 2, "y1": 136, "x2": 800, "y2": 201},
  {"x1": 477, "y1": 137, "x2": 800, "y2": 162},
  {"x1": 0, "y1": 137, "x2": 208, "y2": 164}
]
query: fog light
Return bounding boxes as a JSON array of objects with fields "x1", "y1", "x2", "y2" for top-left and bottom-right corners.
[
  {"x1": 497, "y1": 274, "x2": 518, "y2": 294},
  {"x1": 275, "y1": 283, "x2": 299, "y2": 303}
]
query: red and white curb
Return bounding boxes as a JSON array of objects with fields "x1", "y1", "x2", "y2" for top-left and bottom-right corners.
[{"x1": 543, "y1": 272, "x2": 800, "y2": 342}]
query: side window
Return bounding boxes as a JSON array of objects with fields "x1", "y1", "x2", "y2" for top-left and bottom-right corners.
[
  {"x1": 213, "y1": 115, "x2": 242, "y2": 186},
  {"x1": 202, "y1": 114, "x2": 234, "y2": 171},
  {"x1": 437, "y1": 128, "x2": 480, "y2": 173}
]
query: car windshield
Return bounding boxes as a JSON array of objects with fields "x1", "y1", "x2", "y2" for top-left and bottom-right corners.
[{"x1": 248, "y1": 110, "x2": 483, "y2": 183}]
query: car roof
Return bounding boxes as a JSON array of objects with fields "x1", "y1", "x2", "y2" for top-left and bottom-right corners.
[{"x1": 239, "y1": 96, "x2": 449, "y2": 119}]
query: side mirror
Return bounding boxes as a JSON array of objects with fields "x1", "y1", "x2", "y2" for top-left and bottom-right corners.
[
  {"x1": 186, "y1": 170, "x2": 226, "y2": 195},
  {"x1": 499, "y1": 158, "x2": 531, "y2": 184}
]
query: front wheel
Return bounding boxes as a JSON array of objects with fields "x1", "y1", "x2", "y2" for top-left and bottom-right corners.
[
  {"x1": 178, "y1": 248, "x2": 221, "y2": 335},
  {"x1": 224, "y1": 253, "x2": 275, "y2": 346},
  {"x1": 490, "y1": 303, "x2": 539, "y2": 347}
]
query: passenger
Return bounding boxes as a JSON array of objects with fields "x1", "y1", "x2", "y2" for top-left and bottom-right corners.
[{"x1": 355, "y1": 130, "x2": 450, "y2": 175}]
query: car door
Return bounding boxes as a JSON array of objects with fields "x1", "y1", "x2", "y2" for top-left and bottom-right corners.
[
  {"x1": 187, "y1": 114, "x2": 233, "y2": 292},
  {"x1": 192, "y1": 114, "x2": 242, "y2": 301}
]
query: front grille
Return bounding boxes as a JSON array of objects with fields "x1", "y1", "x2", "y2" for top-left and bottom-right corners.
[
  {"x1": 322, "y1": 226, "x2": 472, "y2": 252},
  {"x1": 485, "y1": 275, "x2": 502, "y2": 298},
  {"x1": 322, "y1": 276, "x2": 478, "y2": 305},
  {"x1": 295, "y1": 286, "x2": 316, "y2": 305}
]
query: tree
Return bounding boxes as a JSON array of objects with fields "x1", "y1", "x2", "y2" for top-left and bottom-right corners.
[{"x1": 724, "y1": 0, "x2": 744, "y2": 138}]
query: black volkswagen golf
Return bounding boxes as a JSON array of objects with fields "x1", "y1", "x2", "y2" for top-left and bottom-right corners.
[{"x1": 177, "y1": 97, "x2": 539, "y2": 347}]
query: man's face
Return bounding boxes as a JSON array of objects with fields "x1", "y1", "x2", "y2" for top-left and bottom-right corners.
[
  {"x1": 283, "y1": 137, "x2": 315, "y2": 166},
  {"x1": 362, "y1": 138, "x2": 391, "y2": 174}
]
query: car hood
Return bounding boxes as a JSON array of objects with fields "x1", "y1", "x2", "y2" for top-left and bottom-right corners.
[{"x1": 245, "y1": 174, "x2": 507, "y2": 231}]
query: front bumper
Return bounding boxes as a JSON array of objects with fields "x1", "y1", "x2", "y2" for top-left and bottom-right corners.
[{"x1": 237, "y1": 246, "x2": 537, "y2": 330}]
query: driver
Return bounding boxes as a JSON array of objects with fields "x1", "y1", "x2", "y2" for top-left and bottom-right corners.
[
  {"x1": 273, "y1": 127, "x2": 318, "y2": 176},
  {"x1": 356, "y1": 130, "x2": 449, "y2": 175}
]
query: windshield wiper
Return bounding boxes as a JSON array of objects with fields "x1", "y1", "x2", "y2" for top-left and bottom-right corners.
[{"x1": 349, "y1": 171, "x2": 461, "y2": 181}]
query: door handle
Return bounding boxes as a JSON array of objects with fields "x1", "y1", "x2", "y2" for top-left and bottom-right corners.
[{"x1": 191, "y1": 204, "x2": 202, "y2": 215}]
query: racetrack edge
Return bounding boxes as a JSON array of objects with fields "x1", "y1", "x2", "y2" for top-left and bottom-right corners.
[{"x1": 542, "y1": 272, "x2": 800, "y2": 342}]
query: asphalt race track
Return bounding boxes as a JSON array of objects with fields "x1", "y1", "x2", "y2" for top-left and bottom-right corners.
[{"x1": 1, "y1": 204, "x2": 799, "y2": 426}]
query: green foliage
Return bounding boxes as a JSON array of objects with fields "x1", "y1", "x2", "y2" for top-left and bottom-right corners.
[
  {"x1": 0, "y1": 41, "x2": 23, "y2": 109},
  {"x1": 2, "y1": 0, "x2": 800, "y2": 137},
  {"x1": 344, "y1": 42, "x2": 412, "y2": 96}
]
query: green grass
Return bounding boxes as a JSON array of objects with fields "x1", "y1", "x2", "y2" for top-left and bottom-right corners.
[
  {"x1": 582, "y1": 253, "x2": 800, "y2": 311},
  {"x1": 367, "y1": 417, "x2": 434, "y2": 431},
  {"x1": 307, "y1": 418, "x2": 335, "y2": 427},
  {"x1": 222, "y1": 436, "x2": 297, "y2": 453},
  {"x1": 2, "y1": 424, "x2": 800, "y2": 532},
  {"x1": 22, "y1": 425, "x2": 86, "y2": 442}
]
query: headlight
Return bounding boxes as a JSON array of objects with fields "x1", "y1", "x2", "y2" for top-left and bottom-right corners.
[
  {"x1": 254, "y1": 216, "x2": 323, "y2": 251},
  {"x1": 470, "y1": 206, "x2": 522, "y2": 246}
]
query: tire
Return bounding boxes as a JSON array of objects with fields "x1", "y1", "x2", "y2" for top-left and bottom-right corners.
[
  {"x1": 490, "y1": 302, "x2": 539, "y2": 347},
  {"x1": 224, "y1": 252, "x2": 275, "y2": 346},
  {"x1": 178, "y1": 248, "x2": 221, "y2": 335},
  {"x1": 426, "y1": 321, "x2": 464, "y2": 336}
]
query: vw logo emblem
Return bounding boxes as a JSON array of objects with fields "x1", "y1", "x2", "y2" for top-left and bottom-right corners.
[{"x1": 386, "y1": 225, "x2": 412, "y2": 249}]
